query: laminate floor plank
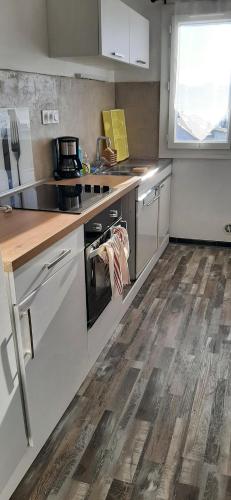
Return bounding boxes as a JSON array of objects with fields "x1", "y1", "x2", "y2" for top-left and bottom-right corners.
[{"x1": 11, "y1": 244, "x2": 231, "y2": 500}]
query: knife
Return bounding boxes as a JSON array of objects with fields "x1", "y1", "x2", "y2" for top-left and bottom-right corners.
[{"x1": 2, "y1": 126, "x2": 13, "y2": 189}]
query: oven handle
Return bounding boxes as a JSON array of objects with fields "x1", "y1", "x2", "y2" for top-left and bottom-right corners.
[
  {"x1": 89, "y1": 248, "x2": 101, "y2": 259},
  {"x1": 89, "y1": 220, "x2": 127, "y2": 259}
]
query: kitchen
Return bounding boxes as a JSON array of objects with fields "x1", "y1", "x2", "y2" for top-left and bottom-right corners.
[{"x1": 0, "y1": 0, "x2": 231, "y2": 499}]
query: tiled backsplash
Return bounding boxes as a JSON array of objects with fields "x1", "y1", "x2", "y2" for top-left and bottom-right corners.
[
  {"x1": 115, "y1": 82, "x2": 160, "y2": 159},
  {"x1": 0, "y1": 70, "x2": 115, "y2": 181},
  {"x1": 0, "y1": 71, "x2": 160, "y2": 186}
]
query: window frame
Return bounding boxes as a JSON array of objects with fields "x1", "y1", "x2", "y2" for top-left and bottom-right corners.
[{"x1": 168, "y1": 13, "x2": 231, "y2": 151}]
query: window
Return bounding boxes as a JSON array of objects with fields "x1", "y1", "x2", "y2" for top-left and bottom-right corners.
[{"x1": 168, "y1": 15, "x2": 231, "y2": 149}]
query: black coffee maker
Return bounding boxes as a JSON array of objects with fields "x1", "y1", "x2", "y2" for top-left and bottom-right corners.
[{"x1": 53, "y1": 136, "x2": 82, "y2": 180}]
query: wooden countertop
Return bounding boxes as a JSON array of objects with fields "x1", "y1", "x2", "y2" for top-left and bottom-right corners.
[{"x1": 0, "y1": 175, "x2": 139, "y2": 273}]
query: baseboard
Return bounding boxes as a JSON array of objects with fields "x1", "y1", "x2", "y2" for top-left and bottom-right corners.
[{"x1": 170, "y1": 237, "x2": 231, "y2": 248}]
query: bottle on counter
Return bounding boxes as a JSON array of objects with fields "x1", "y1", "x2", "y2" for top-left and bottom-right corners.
[
  {"x1": 82, "y1": 152, "x2": 91, "y2": 175},
  {"x1": 78, "y1": 145, "x2": 84, "y2": 175},
  {"x1": 78, "y1": 145, "x2": 83, "y2": 164}
]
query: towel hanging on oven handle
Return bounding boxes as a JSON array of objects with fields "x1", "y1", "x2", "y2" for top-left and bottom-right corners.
[{"x1": 89, "y1": 220, "x2": 128, "y2": 260}]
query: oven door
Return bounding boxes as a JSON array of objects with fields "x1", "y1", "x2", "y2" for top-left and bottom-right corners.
[
  {"x1": 85, "y1": 219, "x2": 127, "y2": 329},
  {"x1": 85, "y1": 228, "x2": 112, "y2": 329},
  {"x1": 85, "y1": 250, "x2": 112, "y2": 329}
]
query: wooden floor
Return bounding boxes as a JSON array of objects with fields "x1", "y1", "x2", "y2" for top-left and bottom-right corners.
[{"x1": 12, "y1": 243, "x2": 231, "y2": 500}]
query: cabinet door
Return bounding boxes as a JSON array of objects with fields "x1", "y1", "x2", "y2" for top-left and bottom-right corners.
[
  {"x1": 100, "y1": 0, "x2": 130, "y2": 63},
  {"x1": 158, "y1": 177, "x2": 171, "y2": 247},
  {"x1": 0, "y1": 261, "x2": 28, "y2": 495},
  {"x1": 14, "y1": 252, "x2": 89, "y2": 447},
  {"x1": 136, "y1": 195, "x2": 159, "y2": 277},
  {"x1": 130, "y1": 10, "x2": 149, "y2": 68}
]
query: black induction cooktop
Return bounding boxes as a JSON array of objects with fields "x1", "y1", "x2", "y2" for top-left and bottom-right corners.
[{"x1": 2, "y1": 183, "x2": 112, "y2": 214}]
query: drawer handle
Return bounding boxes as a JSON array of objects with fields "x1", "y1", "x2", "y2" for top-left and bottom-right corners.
[
  {"x1": 21, "y1": 309, "x2": 34, "y2": 361},
  {"x1": 136, "y1": 59, "x2": 147, "y2": 65},
  {"x1": 13, "y1": 304, "x2": 33, "y2": 446},
  {"x1": 1, "y1": 335, "x2": 15, "y2": 394},
  {"x1": 111, "y1": 51, "x2": 125, "y2": 59},
  {"x1": 144, "y1": 196, "x2": 159, "y2": 207},
  {"x1": 45, "y1": 249, "x2": 71, "y2": 270}
]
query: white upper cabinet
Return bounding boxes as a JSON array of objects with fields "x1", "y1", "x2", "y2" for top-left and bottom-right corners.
[
  {"x1": 100, "y1": 0, "x2": 130, "y2": 63},
  {"x1": 130, "y1": 9, "x2": 150, "y2": 69},
  {"x1": 47, "y1": 0, "x2": 150, "y2": 68}
]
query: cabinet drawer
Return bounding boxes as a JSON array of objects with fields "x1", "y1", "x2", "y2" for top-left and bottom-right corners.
[{"x1": 13, "y1": 227, "x2": 84, "y2": 303}]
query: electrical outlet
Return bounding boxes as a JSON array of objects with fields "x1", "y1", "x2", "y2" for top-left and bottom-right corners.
[
  {"x1": 41, "y1": 110, "x2": 59, "y2": 125},
  {"x1": 53, "y1": 110, "x2": 59, "y2": 123}
]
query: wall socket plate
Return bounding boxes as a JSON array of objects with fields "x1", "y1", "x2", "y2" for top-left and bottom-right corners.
[{"x1": 41, "y1": 109, "x2": 59, "y2": 125}]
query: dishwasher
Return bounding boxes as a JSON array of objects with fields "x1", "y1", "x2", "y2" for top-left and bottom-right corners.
[{"x1": 136, "y1": 184, "x2": 160, "y2": 277}]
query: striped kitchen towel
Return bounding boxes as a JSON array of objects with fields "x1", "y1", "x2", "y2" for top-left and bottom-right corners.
[{"x1": 97, "y1": 226, "x2": 130, "y2": 297}]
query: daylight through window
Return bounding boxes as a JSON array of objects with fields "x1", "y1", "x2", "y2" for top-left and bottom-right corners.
[{"x1": 168, "y1": 17, "x2": 231, "y2": 149}]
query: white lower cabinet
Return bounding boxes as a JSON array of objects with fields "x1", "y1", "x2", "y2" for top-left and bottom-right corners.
[
  {"x1": 0, "y1": 259, "x2": 28, "y2": 497},
  {"x1": 136, "y1": 189, "x2": 159, "y2": 277},
  {"x1": 158, "y1": 176, "x2": 171, "y2": 247},
  {"x1": 12, "y1": 227, "x2": 89, "y2": 447}
]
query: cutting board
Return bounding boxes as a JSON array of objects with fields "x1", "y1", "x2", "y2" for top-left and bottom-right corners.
[{"x1": 102, "y1": 109, "x2": 129, "y2": 162}]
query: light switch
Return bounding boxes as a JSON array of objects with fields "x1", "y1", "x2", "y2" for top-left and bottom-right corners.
[
  {"x1": 41, "y1": 110, "x2": 59, "y2": 125},
  {"x1": 41, "y1": 110, "x2": 49, "y2": 125}
]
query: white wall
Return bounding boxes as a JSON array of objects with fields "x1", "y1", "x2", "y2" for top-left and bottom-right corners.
[
  {"x1": 115, "y1": 0, "x2": 161, "y2": 82},
  {"x1": 170, "y1": 159, "x2": 231, "y2": 242},
  {"x1": 161, "y1": 1, "x2": 231, "y2": 242},
  {"x1": 0, "y1": 0, "x2": 114, "y2": 81}
]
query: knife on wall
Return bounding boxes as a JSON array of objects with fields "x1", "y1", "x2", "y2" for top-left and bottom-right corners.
[{"x1": 2, "y1": 126, "x2": 13, "y2": 190}]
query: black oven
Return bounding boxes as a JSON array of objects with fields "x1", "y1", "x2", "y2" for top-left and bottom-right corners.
[{"x1": 84, "y1": 200, "x2": 125, "y2": 329}]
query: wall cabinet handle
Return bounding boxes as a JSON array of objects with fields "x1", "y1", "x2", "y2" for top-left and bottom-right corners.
[
  {"x1": 44, "y1": 249, "x2": 71, "y2": 270},
  {"x1": 111, "y1": 52, "x2": 125, "y2": 59},
  {"x1": 136, "y1": 59, "x2": 146, "y2": 65}
]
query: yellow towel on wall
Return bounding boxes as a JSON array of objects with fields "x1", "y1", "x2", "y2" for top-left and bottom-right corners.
[{"x1": 102, "y1": 109, "x2": 129, "y2": 162}]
